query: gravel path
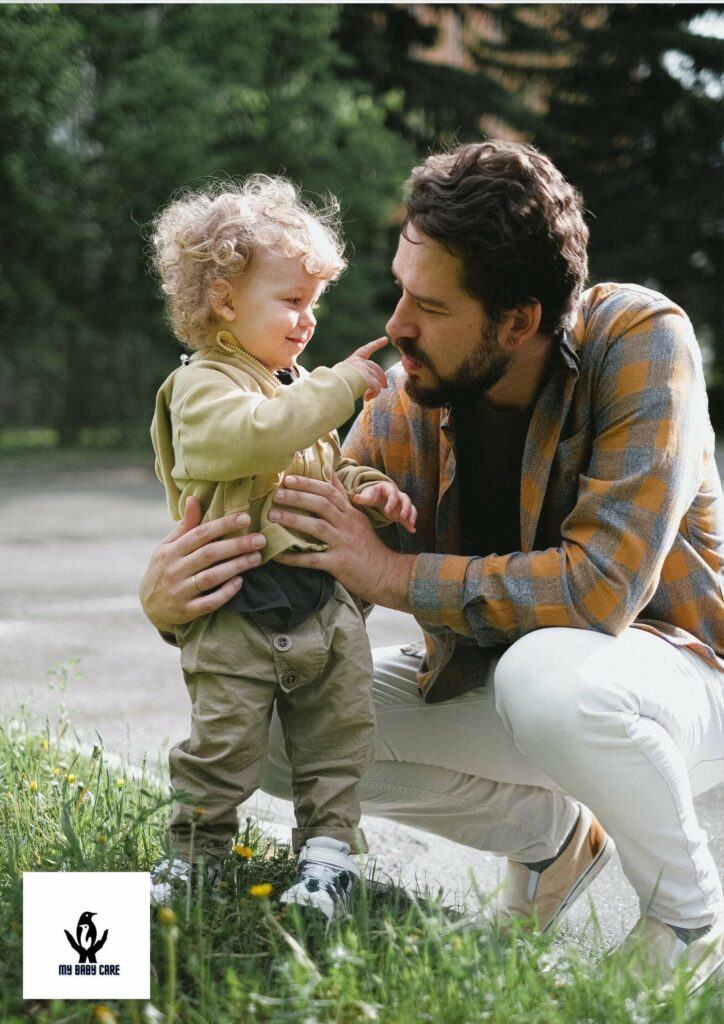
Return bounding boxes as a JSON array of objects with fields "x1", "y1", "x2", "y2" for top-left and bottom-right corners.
[{"x1": 1, "y1": 450, "x2": 722, "y2": 952}]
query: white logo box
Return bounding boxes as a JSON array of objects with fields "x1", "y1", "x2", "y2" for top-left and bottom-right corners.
[{"x1": 23, "y1": 872, "x2": 150, "y2": 1000}]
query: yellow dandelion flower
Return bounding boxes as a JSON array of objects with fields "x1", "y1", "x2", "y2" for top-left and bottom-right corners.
[
  {"x1": 41, "y1": 738, "x2": 49, "y2": 751},
  {"x1": 52, "y1": 768, "x2": 61, "y2": 776},
  {"x1": 93, "y1": 1005, "x2": 117, "y2": 1024},
  {"x1": 66, "y1": 774, "x2": 76, "y2": 784},
  {"x1": 96, "y1": 834, "x2": 107, "y2": 845},
  {"x1": 248, "y1": 883, "x2": 272, "y2": 899},
  {"x1": 192, "y1": 805, "x2": 204, "y2": 818},
  {"x1": 157, "y1": 907, "x2": 176, "y2": 926},
  {"x1": 29, "y1": 780, "x2": 38, "y2": 793},
  {"x1": 234, "y1": 844, "x2": 254, "y2": 859},
  {"x1": 115, "y1": 779, "x2": 126, "y2": 788}
]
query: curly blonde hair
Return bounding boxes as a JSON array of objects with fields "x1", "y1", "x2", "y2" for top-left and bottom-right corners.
[{"x1": 150, "y1": 175, "x2": 347, "y2": 348}]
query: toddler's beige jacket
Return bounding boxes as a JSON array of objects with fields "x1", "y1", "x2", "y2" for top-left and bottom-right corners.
[{"x1": 151, "y1": 332, "x2": 394, "y2": 562}]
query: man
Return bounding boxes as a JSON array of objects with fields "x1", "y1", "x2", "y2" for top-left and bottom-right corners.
[{"x1": 141, "y1": 141, "x2": 724, "y2": 992}]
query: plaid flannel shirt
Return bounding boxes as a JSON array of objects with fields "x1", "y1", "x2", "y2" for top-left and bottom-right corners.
[{"x1": 343, "y1": 283, "x2": 724, "y2": 702}]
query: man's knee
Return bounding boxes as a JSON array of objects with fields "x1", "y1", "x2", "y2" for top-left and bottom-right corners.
[
  {"x1": 495, "y1": 629, "x2": 594, "y2": 745},
  {"x1": 496, "y1": 627, "x2": 635, "y2": 748}
]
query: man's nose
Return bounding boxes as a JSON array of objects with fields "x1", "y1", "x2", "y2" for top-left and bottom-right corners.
[{"x1": 385, "y1": 297, "x2": 417, "y2": 341}]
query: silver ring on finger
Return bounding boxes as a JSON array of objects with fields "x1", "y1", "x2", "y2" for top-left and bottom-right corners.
[{"x1": 191, "y1": 573, "x2": 203, "y2": 595}]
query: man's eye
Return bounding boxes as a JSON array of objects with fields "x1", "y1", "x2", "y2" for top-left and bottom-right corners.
[{"x1": 415, "y1": 301, "x2": 440, "y2": 315}]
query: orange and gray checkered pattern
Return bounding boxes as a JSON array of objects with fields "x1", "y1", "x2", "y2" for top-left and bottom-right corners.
[{"x1": 344, "y1": 283, "x2": 724, "y2": 702}]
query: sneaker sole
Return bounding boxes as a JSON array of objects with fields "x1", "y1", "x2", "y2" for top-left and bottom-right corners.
[{"x1": 544, "y1": 834, "x2": 616, "y2": 933}]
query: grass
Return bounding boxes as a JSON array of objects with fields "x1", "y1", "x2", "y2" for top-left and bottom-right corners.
[{"x1": 1, "y1": 702, "x2": 722, "y2": 1024}]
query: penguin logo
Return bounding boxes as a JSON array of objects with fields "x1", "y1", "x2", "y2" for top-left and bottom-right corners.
[{"x1": 64, "y1": 911, "x2": 109, "y2": 964}]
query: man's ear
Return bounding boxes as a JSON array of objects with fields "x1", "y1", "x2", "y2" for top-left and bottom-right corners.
[
  {"x1": 504, "y1": 301, "x2": 542, "y2": 348},
  {"x1": 210, "y1": 278, "x2": 236, "y2": 323}
]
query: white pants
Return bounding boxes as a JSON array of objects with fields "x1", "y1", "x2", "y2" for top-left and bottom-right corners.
[{"x1": 261, "y1": 626, "x2": 724, "y2": 929}]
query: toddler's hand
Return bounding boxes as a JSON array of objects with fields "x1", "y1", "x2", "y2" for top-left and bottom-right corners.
[
  {"x1": 344, "y1": 337, "x2": 389, "y2": 401},
  {"x1": 353, "y1": 481, "x2": 417, "y2": 533}
]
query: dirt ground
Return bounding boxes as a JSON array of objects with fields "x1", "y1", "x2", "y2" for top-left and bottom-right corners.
[{"x1": 1, "y1": 448, "x2": 722, "y2": 950}]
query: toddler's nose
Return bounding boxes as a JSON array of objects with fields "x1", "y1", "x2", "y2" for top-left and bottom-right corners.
[{"x1": 300, "y1": 306, "x2": 317, "y2": 329}]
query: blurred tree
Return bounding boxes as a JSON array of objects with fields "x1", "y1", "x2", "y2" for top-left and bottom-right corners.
[
  {"x1": 472, "y1": 3, "x2": 724, "y2": 419},
  {"x1": 0, "y1": 4, "x2": 414, "y2": 443},
  {"x1": 2, "y1": 4, "x2": 721, "y2": 438},
  {"x1": 0, "y1": 5, "x2": 88, "y2": 442},
  {"x1": 334, "y1": 4, "x2": 514, "y2": 148}
]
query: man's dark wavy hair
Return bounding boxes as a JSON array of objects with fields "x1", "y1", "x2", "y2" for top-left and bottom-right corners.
[{"x1": 403, "y1": 140, "x2": 589, "y2": 336}]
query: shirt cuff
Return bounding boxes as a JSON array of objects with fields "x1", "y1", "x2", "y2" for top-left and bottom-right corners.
[{"x1": 408, "y1": 553, "x2": 472, "y2": 635}]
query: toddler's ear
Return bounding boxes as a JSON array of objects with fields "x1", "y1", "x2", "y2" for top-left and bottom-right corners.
[{"x1": 210, "y1": 278, "x2": 236, "y2": 322}]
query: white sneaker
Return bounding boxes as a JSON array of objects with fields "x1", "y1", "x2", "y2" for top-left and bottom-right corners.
[
  {"x1": 279, "y1": 837, "x2": 362, "y2": 923},
  {"x1": 612, "y1": 912, "x2": 724, "y2": 996},
  {"x1": 150, "y1": 856, "x2": 220, "y2": 906}
]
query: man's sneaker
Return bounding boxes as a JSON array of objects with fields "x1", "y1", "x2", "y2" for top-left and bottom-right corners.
[
  {"x1": 610, "y1": 912, "x2": 724, "y2": 996},
  {"x1": 495, "y1": 804, "x2": 615, "y2": 933},
  {"x1": 150, "y1": 856, "x2": 220, "y2": 906},
  {"x1": 279, "y1": 837, "x2": 362, "y2": 924}
]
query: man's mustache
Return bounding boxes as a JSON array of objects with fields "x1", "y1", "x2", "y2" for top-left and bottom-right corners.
[{"x1": 393, "y1": 337, "x2": 433, "y2": 370}]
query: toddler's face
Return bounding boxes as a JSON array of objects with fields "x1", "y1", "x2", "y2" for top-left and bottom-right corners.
[{"x1": 217, "y1": 251, "x2": 326, "y2": 372}]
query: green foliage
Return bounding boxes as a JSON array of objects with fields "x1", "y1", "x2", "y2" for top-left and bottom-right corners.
[
  {"x1": 2, "y1": 708, "x2": 722, "y2": 1022},
  {"x1": 0, "y1": 4, "x2": 414, "y2": 443},
  {"x1": 2, "y1": 4, "x2": 722, "y2": 438}
]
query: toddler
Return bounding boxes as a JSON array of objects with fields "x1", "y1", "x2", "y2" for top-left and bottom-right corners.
[{"x1": 149, "y1": 175, "x2": 416, "y2": 921}]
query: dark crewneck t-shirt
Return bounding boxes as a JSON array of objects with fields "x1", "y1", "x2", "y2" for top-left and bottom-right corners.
[{"x1": 452, "y1": 394, "x2": 534, "y2": 558}]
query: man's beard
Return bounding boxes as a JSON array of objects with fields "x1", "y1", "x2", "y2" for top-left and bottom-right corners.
[{"x1": 397, "y1": 323, "x2": 512, "y2": 408}]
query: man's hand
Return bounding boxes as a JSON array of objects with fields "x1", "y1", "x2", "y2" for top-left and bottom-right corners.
[
  {"x1": 343, "y1": 337, "x2": 389, "y2": 401},
  {"x1": 352, "y1": 481, "x2": 417, "y2": 533},
  {"x1": 138, "y1": 497, "x2": 267, "y2": 633},
  {"x1": 270, "y1": 474, "x2": 416, "y2": 610}
]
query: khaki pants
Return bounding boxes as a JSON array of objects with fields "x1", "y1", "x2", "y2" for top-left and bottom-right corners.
[{"x1": 168, "y1": 582, "x2": 374, "y2": 860}]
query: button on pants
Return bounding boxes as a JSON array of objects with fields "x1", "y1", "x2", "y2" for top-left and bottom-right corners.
[
  {"x1": 167, "y1": 583, "x2": 375, "y2": 859},
  {"x1": 262, "y1": 626, "x2": 723, "y2": 928}
]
